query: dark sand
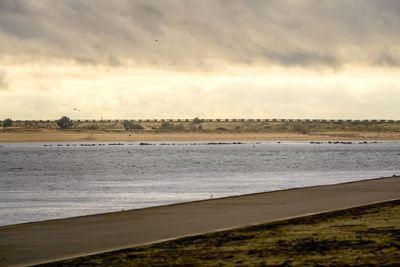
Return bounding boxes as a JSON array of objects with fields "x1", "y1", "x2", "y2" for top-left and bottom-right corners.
[{"x1": 0, "y1": 177, "x2": 399, "y2": 267}]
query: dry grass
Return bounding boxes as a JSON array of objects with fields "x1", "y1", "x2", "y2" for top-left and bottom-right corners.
[{"x1": 40, "y1": 200, "x2": 400, "y2": 266}]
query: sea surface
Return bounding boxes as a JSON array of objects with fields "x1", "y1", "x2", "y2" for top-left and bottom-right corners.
[{"x1": 1, "y1": 140, "x2": 399, "y2": 226}]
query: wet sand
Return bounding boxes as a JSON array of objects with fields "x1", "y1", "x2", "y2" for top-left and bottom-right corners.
[
  {"x1": 1, "y1": 130, "x2": 400, "y2": 142},
  {"x1": 0, "y1": 176, "x2": 399, "y2": 267}
]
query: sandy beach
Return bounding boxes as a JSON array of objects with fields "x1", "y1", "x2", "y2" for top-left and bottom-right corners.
[
  {"x1": 1, "y1": 130, "x2": 400, "y2": 142},
  {"x1": 0, "y1": 176, "x2": 399, "y2": 267}
]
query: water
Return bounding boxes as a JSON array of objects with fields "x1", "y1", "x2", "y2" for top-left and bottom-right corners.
[{"x1": 1, "y1": 141, "x2": 399, "y2": 226}]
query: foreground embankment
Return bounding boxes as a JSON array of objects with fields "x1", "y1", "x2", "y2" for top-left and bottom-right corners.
[
  {"x1": 42, "y1": 199, "x2": 400, "y2": 266},
  {"x1": 0, "y1": 176, "x2": 399, "y2": 266}
]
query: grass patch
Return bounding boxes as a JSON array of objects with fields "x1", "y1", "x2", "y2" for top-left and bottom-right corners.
[{"x1": 39, "y1": 200, "x2": 400, "y2": 266}]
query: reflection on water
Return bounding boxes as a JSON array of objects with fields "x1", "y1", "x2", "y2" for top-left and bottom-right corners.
[{"x1": 1, "y1": 141, "x2": 399, "y2": 226}]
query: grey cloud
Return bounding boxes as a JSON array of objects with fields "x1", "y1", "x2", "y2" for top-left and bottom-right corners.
[
  {"x1": 263, "y1": 50, "x2": 339, "y2": 68},
  {"x1": 374, "y1": 50, "x2": 400, "y2": 67},
  {"x1": 108, "y1": 56, "x2": 123, "y2": 67},
  {"x1": 0, "y1": 0, "x2": 33, "y2": 14},
  {"x1": 1, "y1": 0, "x2": 400, "y2": 69}
]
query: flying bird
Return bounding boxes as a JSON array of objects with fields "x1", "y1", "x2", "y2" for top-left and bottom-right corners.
[{"x1": 71, "y1": 108, "x2": 81, "y2": 112}]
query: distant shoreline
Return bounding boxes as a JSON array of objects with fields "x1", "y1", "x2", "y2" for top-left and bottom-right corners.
[{"x1": 0, "y1": 130, "x2": 400, "y2": 142}]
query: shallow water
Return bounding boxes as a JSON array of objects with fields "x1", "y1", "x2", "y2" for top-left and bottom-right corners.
[{"x1": 1, "y1": 141, "x2": 399, "y2": 226}]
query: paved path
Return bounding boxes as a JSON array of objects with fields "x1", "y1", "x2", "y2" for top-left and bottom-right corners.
[{"x1": 1, "y1": 177, "x2": 399, "y2": 267}]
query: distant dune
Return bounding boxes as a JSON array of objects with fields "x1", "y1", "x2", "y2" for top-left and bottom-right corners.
[{"x1": 1, "y1": 119, "x2": 400, "y2": 142}]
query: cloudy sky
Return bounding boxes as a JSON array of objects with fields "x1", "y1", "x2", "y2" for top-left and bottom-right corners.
[{"x1": 1, "y1": 0, "x2": 399, "y2": 119}]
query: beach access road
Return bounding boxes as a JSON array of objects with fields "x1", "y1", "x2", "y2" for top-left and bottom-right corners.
[{"x1": 0, "y1": 176, "x2": 399, "y2": 267}]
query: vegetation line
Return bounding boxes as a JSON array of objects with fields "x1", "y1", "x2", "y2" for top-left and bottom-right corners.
[{"x1": 2, "y1": 117, "x2": 400, "y2": 133}]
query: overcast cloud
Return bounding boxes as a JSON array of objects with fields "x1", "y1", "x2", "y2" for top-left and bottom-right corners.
[
  {"x1": 1, "y1": 0, "x2": 400, "y2": 69},
  {"x1": 1, "y1": 0, "x2": 399, "y2": 119}
]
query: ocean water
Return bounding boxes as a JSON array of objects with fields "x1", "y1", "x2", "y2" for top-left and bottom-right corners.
[{"x1": 1, "y1": 141, "x2": 399, "y2": 226}]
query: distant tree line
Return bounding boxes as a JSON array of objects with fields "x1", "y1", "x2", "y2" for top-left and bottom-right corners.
[{"x1": 3, "y1": 116, "x2": 400, "y2": 132}]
